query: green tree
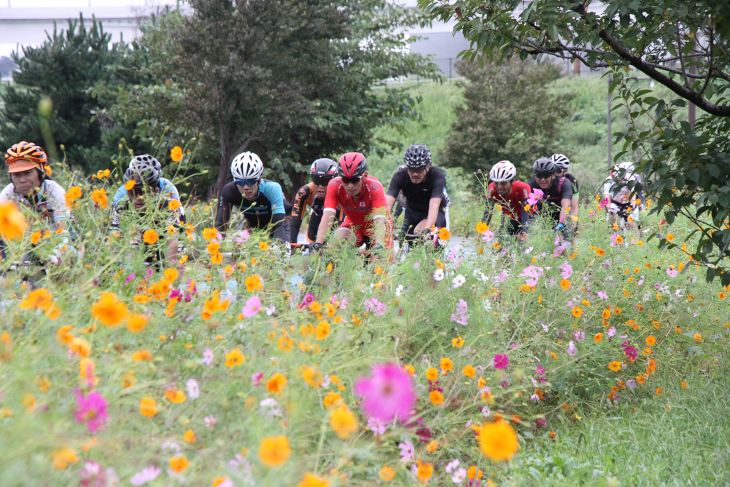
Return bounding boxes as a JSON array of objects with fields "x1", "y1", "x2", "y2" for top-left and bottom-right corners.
[
  {"x1": 110, "y1": 0, "x2": 439, "y2": 198},
  {"x1": 420, "y1": 0, "x2": 730, "y2": 284},
  {"x1": 441, "y1": 58, "x2": 570, "y2": 179},
  {"x1": 0, "y1": 16, "x2": 132, "y2": 173}
]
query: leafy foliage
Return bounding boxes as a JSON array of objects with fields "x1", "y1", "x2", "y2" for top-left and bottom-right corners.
[
  {"x1": 418, "y1": 0, "x2": 730, "y2": 282},
  {"x1": 0, "y1": 17, "x2": 137, "y2": 174},
  {"x1": 110, "y1": 0, "x2": 439, "y2": 197},
  {"x1": 440, "y1": 58, "x2": 570, "y2": 179}
]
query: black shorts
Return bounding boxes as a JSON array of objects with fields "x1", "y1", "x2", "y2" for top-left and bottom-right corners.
[{"x1": 401, "y1": 207, "x2": 447, "y2": 234}]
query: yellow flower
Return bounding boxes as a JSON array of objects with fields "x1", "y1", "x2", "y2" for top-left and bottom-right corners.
[
  {"x1": 380, "y1": 466, "x2": 396, "y2": 481},
  {"x1": 560, "y1": 279, "x2": 571, "y2": 290},
  {"x1": 91, "y1": 292, "x2": 129, "y2": 327},
  {"x1": 402, "y1": 364, "x2": 415, "y2": 376},
  {"x1": 608, "y1": 361, "x2": 622, "y2": 372},
  {"x1": 463, "y1": 365, "x2": 476, "y2": 378},
  {"x1": 169, "y1": 456, "x2": 189, "y2": 473},
  {"x1": 429, "y1": 390, "x2": 444, "y2": 405},
  {"x1": 139, "y1": 397, "x2": 157, "y2": 417},
  {"x1": 425, "y1": 367, "x2": 439, "y2": 381},
  {"x1": 315, "y1": 321, "x2": 331, "y2": 340},
  {"x1": 225, "y1": 349, "x2": 245, "y2": 367},
  {"x1": 122, "y1": 370, "x2": 135, "y2": 389},
  {"x1": 91, "y1": 188, "x2": 108, "y2": 209},
  {"x1": 417, "y1": 459, "x2": 434, "y2": 482},
  {"x1": 323, "y1": 391, "x2": 343, "y2": 410},
  {"x1": 330, "y1": 404, "x2": 358, "y2": 439},
  {"x1": 127, "y1": 314, "x2": 148, "y2": 333},
  {"x1": 165, "y1": 389, "x2": 186, "y2": 404},
  {"x1": 426, "y1": 440, "x2": 439, "y2": 452},
  {"x1": 479, "y1": 421, "x2": 519, "y2": 461},
  {"x1": 452, "y1": 336, "x2": 465, "y2": 348},
  {"x1": 132, "y1": 349, "x2": 153, "y2": 361},
  {"x1": 168, "y1": 199, "x2": 181, "y2": 211},
  {"x1": 594, "y1": 333, "x2": 603, "y2": 343},
  {"x1": 694, "y1": 333, "x2": 702, "y2": 342},
  {"x1": 170, "y1": 146, "x2": 184, "y2": 162},
  {"x1": 440, "y1": 357, "x2": 453, "y2": 373},
  {"x1": 267, "y1": 373, "x2": 287, "y2": 393},
  {"x1": 183, "y1": 430, "x2": 196, "y2": 443},
  {"x1": 297, "y1": 473, "x2": 330, "y2": 487},
  {"x1": 476, "y1": 222, "x2": 488, "y2": 233},
  {"x1": 259, "y1": 241, "x2": 269, "y2": 251},
  {"x1": 258, "y1": 435, "x2": 291, "y2": 466},
  {"x1": 20, "y1": 288, "x2": 53, "y2": 310},
  {"x1": 202, "y1": 228, "x2": 218, "y2": 240},
  {"x1": 438, "y1": 227, "x2": 451, "y2": 240},
  {"x1": 0, "y1": 201, "x2": 28, "y2": 240},
  {"x1": 65, "y1": 186, "x2": 82, "y2": 208},
  {"x1": 124, "y1": 180, "x2": 136, "y2": 191},
  {"x1": 52, "y1": 447, "x2": 78, "y2": 469},
  {"x1": 571, "y1": 306, "x2": 583, "y2": 318},
  {"x1": 666, "y1": 233, "x2": 674, "y2": 241},
  {"x1": 143, "y1": 229, "x2": 159, "y2": 245},
  {"x1": 245, "y1": 275, "x2": 263, "y2": 292}
]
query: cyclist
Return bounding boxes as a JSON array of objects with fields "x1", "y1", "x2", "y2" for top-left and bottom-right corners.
[
  {"x1": 313, "y1": 152, "x2": 393, "y2": 251},
  {"x1": 215, "y1": 151, "x2": 289, "y2": 245},
  {"x1": 603, "y1": 162, "x2": 640, "y2": 233},
  {"x1": 482, "y1": 160, "x2": 530, "y2": 235},
  {"x1": 551, "y1": 154, "x2": 579, "y2": 241},
  {"x1": 1, "y1": 141, "x2": 69, "y2": 232},
  {"x1": 112, "y1": 155, "x2": 186, "y2": 223},
  {"x1": 290, "y1": 158, "x2": 343, "y2": 244},
  {"x1": 385, "y1": 144, "x2": 448, "y2": 240},
  {"x1": 110, "y1": 156, "x2": 182, "y2": 264},
  {"x1": 526, "y1": 158, "x2": 573, "y2": 236}
]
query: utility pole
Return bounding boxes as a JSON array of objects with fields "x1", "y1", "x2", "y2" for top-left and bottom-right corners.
[{"x1": 607, "y1": 75, "x2": 612, "y2": 170}]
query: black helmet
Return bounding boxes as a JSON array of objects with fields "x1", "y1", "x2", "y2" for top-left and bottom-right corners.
[
  {"x1": 124, "y1": 155, "x2": 161, "y2": 187},
  {"x1": 404, "y1": 144, "x2": 431, "y2": 169},
  {"x1": 310, "y1": 158, "x2": 338, "y2": 185},
  {"x1": 533, "y1": 158, "x2": 556, "y2": 176}
]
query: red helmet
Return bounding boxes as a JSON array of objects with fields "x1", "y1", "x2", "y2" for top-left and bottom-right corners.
[{"x1": 338, "y1": 152, "x2": 367, "y2": 178}]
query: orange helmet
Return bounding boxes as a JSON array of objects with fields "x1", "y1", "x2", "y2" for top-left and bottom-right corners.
[{"x1": 5, "y1": 141, "x2": 48, "y2": 173}]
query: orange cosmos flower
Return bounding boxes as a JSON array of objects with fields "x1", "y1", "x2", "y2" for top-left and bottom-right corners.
[
  {"x1": 429, "y1": 390, "x2": 444, "y2": 405},
  {"x1": 127, "y1": 314, "x2": 148, "y2": 333},
  {"x1": 594, "y1": 333, "x2": 603, "y2": 343},
  {"x1": 560, "y1": 279, "x2": 571, "y2": 290},
  {"x1": 91, "y1": 188, "x2": 108, "y2": 209},
  {"x1": 463, "y1": 365, "x2": 476, "y2": 378},
  {"x1": 90, "y1": 292, "x2": 129, "y2": 326},
  {"x1": 645, "y1": 335, "x2": 656, "y2": 346},
  {"x1": 380, "y1": 466, "x2": 396, "y2": 481},
  {"x1": 225, "y1": 349, "x2": 245, "y2": 367},
  {"x1": 168, "y1": 199, "x2": 181, "y2": 211},
  {"x1": 132, "y1": 350, "x2": 153, "y2": 361},
  {"x1": 170, "y1": 146, "x2": 183, "y2": 162},
  {"x1": 65, "y1": 186, "x2": 82, "y2": 208},
  {"x1": 416, "y1": 459, "x2": 434, "y2": 482},
  {"x1": 124, "y1": 180, "x2": 136, "y2": 191},
  {"x1": 165, "y1": 389, "x2": 186, "y2": 403},
  {"x1": 267, "y1": 373, "x2": 287, "y2": 393},
  {"x1": 0, "y1": 201, "x2": 28, "y2": 240},
  {"x1": 571, "y1": 306, "x2": 583, "y2": 318},
  {"x1": 139, "y1": 397, "x2": 157, "y2": 417},
  {"x1": 258, "y1": 435, "x2": 291, "y2": 466},
  {"x1": 479, "y1": 421, "x2": 519, "y2": 461},
  {"x1": 169, "y1": 456, "x2": 189, "y2": 473},
  {"x1": 143, "y1": 229, "x2": 159, "y2": 245},
  {"x1": 440, "y1": 357, "x2": 453, "y2": 373},
  {"x1": 330, "y1": 404, "x2": 358, "y2": 439}
]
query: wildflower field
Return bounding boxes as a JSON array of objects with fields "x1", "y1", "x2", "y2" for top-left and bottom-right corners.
[{"x1": 0, "y1": 166, "x2": 729, "y2": 487}]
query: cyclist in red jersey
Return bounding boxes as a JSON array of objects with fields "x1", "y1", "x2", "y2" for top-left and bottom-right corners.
[
  {"x1": 313, "y1": 152, "x2": 393, "y2": 251},
  {"x1": 482, "y1": 161, "x2": 531, "y2": 235}
]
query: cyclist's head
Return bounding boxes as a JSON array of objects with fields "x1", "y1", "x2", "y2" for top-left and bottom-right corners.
[
  {"x1": 404, "y1": 144, "x2": 431, "y2": 182},
  {"x1": 611, "y1": 161, "x2": 635, "y2": 181},
  {"x1": 338, "y1": 152, "x2": 367, "y2": 196},
  {"x1": 490, "y1": 160, "x2": 517, "y2": 197},
  {"x1": 5, "y1": 141, "x2": 48, "y2": 195},
  {"x1": 310, "y1": 158, "x2": 337, "y2": 196},
  {"x1": 533, "y1": 158, "x2": 556, "y2": 189},
  {"x1": 231, "y1": 151, "x2": 264, "y2": 199},
  {"x1": 550, "y1": 154, "x2": 570, "y2": 175},
  {"x1": 124, "y1": 155, "x2": 161, "y2": 186}
]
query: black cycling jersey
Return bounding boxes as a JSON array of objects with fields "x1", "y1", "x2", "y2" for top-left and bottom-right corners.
[
  {"x1": 563, "y1": 173, "x2": 579, "y2": 198},
  {"x1": 386, "y1": 166, "x2": 447, "y2": 214},
  {"x1": 527, "y1": 176, "x2": 573, "y2": 224},
  {"x1": 215, "y1": 180, "x2": 288, "y2": 243},
  {"x1": 289, "y1": 183, "x2": 344, "y2": 244}
]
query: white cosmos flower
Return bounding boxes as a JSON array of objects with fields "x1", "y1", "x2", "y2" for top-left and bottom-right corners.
[
  {"x1": 452, "y1": 274, "x2": 466, "y2": 288},
  {"x1": 433, "y1": 269, "x2": 445, "y2": 281}
]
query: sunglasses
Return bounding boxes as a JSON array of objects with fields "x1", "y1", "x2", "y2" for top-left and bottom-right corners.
[
  {"x1": 341, "y1": 176, "x2": 362, "y2": 185},
  {"x1": 534, "y1": 173, "x2": 553, "y2": 180},
  {"x1": 235, "y1": 179, "x2": 259, "y2": 187}
]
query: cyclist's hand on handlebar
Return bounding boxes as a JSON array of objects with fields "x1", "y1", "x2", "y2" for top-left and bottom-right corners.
[
  {"x1": 553, "y1": 222, "x2": 566, "y2": 232},
  {"x1": 310, "y1": 242, "x2": 324, "y2": 252}
]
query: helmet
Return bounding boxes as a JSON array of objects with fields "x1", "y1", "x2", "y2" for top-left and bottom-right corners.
[
  {"x1": 403, "y1": 144, "x2": 431, "y2": 169},
  {"x1": 550, "y1": 154, "x2": 570, "y2": 171},
  {"x1": 124, "y1": 155, "x2": 161, "y2": 186},
  {"x1": 611, "y1": 161, "x2": 635, "y2": 180},
  {"x1": 5, "y1": 141, "x2": 48, "y2": 173},
  {"x1": 310, "y1": 158, "x2": 338, "y2": 185},
  {"x1": 533, "y1": 158, "x2": 556, "y2": 175},
  {"x1": 338, "y1": 152, "x2": 367, "y2": 178},
  {"x1": 489, "y1": 160, "x2": 517, "y2": 182},
  {"x1": 231, "y1": 152, "x2": 264, "y2": 180}
]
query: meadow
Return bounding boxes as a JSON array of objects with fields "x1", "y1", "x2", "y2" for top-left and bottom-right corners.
[{"x1": 0, "y1": 76, "x2": 729, "y2": 487}]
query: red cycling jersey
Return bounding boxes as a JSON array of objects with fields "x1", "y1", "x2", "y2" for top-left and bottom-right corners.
[
  {"x1": 324, "y1": 176, "x2": 393, "y2": 248},
  {"x1": 486, "y1": 180, "x2": 531, "y2": 220}
]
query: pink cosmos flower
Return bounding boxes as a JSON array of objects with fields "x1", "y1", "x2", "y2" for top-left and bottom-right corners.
[
  {"x1": 527, "y1": 188, "x2": 543, "y2": 206},
  {"x1": 559, "y1": 261, "x2": 573, "y2": 279},
  {"x1": 450, "y1": 299, "x2": 469, "y2": 326},
  {"x1": 299, "y1": 293, "x2": 315, "y2": 308},
  {"x1": 481, "y1": 230, "x2": 494, "y2": 243},
  {"x1": 367, "y1": 416, "x2": 387, "y2": 436},
  {"x1": 242, "y1": 295, "x2": 262, "y2": 317},
  {"x1": 74, "y1": 390, "x2": 109, "y2": 433},
  {"x1": 79, "y1": 461, "x2": 118, "y2": 487},
  {"x1": 666, "y1": 268, "x2": 678, "y2": 278},
  {"x1": 235, "y1": 230, "x2": 249, "y2": 243},
  {"x1": 494, "y1": 354, "x2": 509, "y2": 370},
  {"x1": 202, "y1": 348, "x2": 214, "y2": 365},
  {"x1": 354, "y1": 363, "x2": 415, "y2": 422},
  {"x1": 124, "y1": 272, "x2": 135, "y2": 286},
  {"x1": 398, "y1": 440, "x2": 415, "y2": 462},
  {"x1": 130, "y1": 466, "x2": 161, "y2": 486},
  {"x1": 567, "y1": 341, "x2": 577, "y2": 356},
  {"x1": 186, "y1": 379, "x2": 199, "y2": 400},
  {"x1": 599, "y1": 198, "x2": 609, "y2": 208},
  {"x1": 251, "y1": 372, "x2": 263, "y2": 386},
  {"x1": 519, "y1": 265, "x2": 544, "y2": 287}
]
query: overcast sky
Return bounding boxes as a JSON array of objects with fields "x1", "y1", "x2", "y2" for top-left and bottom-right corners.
[{"x1": 2, "y1": 0, "x2": 177, "y2": 6}]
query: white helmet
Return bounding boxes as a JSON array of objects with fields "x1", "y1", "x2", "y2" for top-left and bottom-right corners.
[
  {"x1": 550, "y1": 153, "x2": 570, "y2": 171},
  {"x1": 231, "y1": 152, "x2": 264, "y2": 180},
  {"x1": 489, "y1": 160, "x2": 517, "y2": 182},
  {"x1": 611, "y1": 161, "x2": 635, "y2": 180}
]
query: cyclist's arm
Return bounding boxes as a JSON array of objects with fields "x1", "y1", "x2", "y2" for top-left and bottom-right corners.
[
  {"x1": 315, "y1": 211, "x2": 335, "y2": 244},
  {"x1": 46, "y1": 181, "x2": 70, "y2": 231},
  {"x1": 425, "y1": 197, "x2": 441, "y2": 231},
  {"x1": 519, "y1": 200, "x2": 530, "y2": 229},
  {"x1": 559, "y1": 178, "x2": 573, "y2": 223},
  {"x1": 290, "y1": 186, "x2": 310, "y2": 244},
  {"x1": 215, "y1": 192, "x2": 233, "y2": 233},
  {"x1": 260, "y1": 181, "x2": 288, "y2": 244},
  {"x1": 371, "y1": 215, "x2": 387, "y2": 245},
  {"x1": 385, "y1": 170, "x2": 406, "y2": 212},
  {"x1": 166, "y1": 235, "x2": 179, "y2": 262},
  {"x1": 385, "y1": 194, "x2": 397, "y2": 212}
]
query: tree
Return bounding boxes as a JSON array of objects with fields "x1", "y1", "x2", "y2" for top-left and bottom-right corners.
[
  {"x1": 110, "y1": 0, "x2": 439, "y2": 198},
  {"x1": 440, "y1": 58, "x2": 570, "y2": 179},
  {"x1": 420, "y1": 0, "x2": 730, "y2": 285},
  {"x1": 0, "y1": 17, "x2": 133, "y2": 173}
]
